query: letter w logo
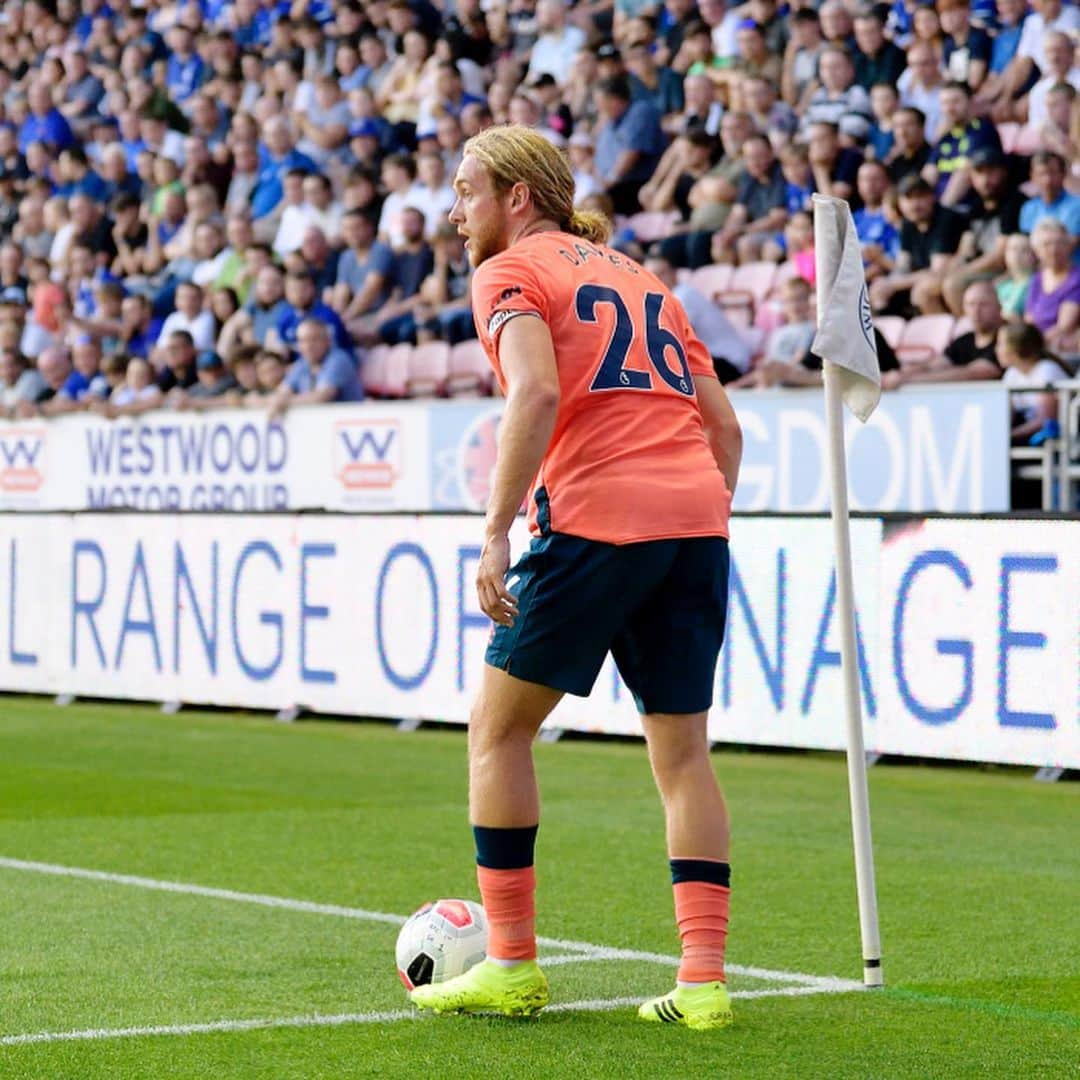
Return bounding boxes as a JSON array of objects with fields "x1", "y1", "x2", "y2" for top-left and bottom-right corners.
[
  {"x1": 334, "y1": 421, "x2": 400, "y2": 489},
  {"x1": 0, "y1": 428, "x2": 46, "y2": 493}
]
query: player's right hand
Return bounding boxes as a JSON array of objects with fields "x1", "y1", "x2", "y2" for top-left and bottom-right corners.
[{"x1": 477, "y1": 533, "x2": 519, "y2": 628}]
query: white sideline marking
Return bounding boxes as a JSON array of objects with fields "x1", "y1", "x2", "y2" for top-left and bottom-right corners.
[
  {"x1": 0, "y1": 986, "x2": 856, "y2": 1048},
  {"x1": 0, "y1": 857, "x2": 863, "y2": 993}
]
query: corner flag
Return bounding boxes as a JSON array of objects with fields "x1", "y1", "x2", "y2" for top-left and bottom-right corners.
[
  {"x1": 811, "y1": 195, "x2": 881, "y2": 422},
  {"x1": 811, "y1": 194, "x2": 884, "y2": 988}
]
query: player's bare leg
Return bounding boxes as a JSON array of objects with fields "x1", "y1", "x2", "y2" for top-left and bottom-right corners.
[
  {"x1": 411, "y1": 665, "x2": 561, "y2": 1017},
  {"x1": 638, "y1": 711, "x2": 734, "y2": 1031}
]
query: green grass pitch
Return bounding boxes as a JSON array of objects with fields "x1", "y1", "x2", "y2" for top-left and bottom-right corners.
[{"x1": 0, "y1": 697, "x2": 1076, "y2": 1079}]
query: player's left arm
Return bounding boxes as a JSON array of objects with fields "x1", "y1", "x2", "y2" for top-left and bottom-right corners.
[{"x1": 477, "y1": 314, "x2": 560, "y2": 627}]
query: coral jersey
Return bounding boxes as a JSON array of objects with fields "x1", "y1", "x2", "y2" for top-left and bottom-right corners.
[{"x1": 471, "y1": 231, "x2": 732, "y2": 545}]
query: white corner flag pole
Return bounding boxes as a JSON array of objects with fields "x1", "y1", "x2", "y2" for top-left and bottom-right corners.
[{"x1": 812, "y1": 195, "x2": 884, "y2": 988}]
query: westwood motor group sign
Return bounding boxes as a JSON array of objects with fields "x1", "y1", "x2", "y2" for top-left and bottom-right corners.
[{"x1": 0, "y1": 385, "x2": 1009, "y2": 515}]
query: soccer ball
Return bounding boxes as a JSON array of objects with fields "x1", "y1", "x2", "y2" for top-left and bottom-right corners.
[{"x1": 395, "y1": 899, "x2": 488, "y2": 989}]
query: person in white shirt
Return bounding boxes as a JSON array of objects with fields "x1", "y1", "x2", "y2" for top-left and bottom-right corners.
[
  {"x1": 527, "y1": 0, "x2": 587, "y2": 85},
  {"x1": 644, "y1": 255, "x2": 753, "y2": 382},
  {"x1": 407, "y1": 151, "x2": 457, "y2": 240},
  {"x1": 274, "y1": 172, "x2": 344, "y2": 256},
  {"x1": 898, "y1": 41, "x2": 945, "y2": 140},
  {"x1": 998, "y1": 321, "x2": 1070, "y2": 443},
  {"x1": 377, "y1": 152, "x2": 422, "y2": 249},
  {"x1": 1017, "y1": 0, "x2": 1080, "y2": 73},
  {"x1": 156, "y1": 281, "x2": 216, "y2": 351},
  {"x1": 569, "y1": 133, "x2": 603, "y2": 205},
  {"x1": 1024, "y1": 30, "x2": 1080, "y2": 130}
]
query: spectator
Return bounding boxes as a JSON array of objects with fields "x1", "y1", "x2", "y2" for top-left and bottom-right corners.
[
  {"x1": 853, "y1": 160, "x2": 900, "y2": 281},
  {"x1": 1024, "y1": 31, "x2": 1080, "y2": 132},
  {"x1": 295, "y1": 74, "x2": 351, "y2": 168},
  {"x1": 269, "y1": 317, "x2": 363, "y2": 416},
  {"x1": 806, "y1": 120, "x2": 861, "y2": 202},
  {"x1": 999, "y1": 322, "x2": 1069, "y2": 445},
  {"x1": 157, "y1": 330, "x2": 199, "y2": 393},
  {"x1": 119, "y1": 293, "x2": 162, "y2": 359},
  {"x1": 924, "y1": 81, "x2": 1002, "y2": 208},
  {"x1": 375, "y1": 205, "x2": 435, "y2": 344},
  {"x1": 976, "y1": 0, "x2": 1029, "y2": 112},
  {"x1": 713, "y1": 133, "x2": 788, "y2": 265},
  {"x1": 250, "y1": 116, "x2": 318, "y2": 222},
  {"x1": 593, "y1": 74, "x2": 665, "y2": 215},
  {"x1": 742, "y1": 74, "x2": 797, "y2": 144},
  {"x1": 866, "y1": 82, "x2": 900, "y2": 162},
  {"x1": 164, "y1": 25, "x2": 206, "y2": 105},
  {"x1": 414, "y1": 224, "x2": 474, "y2": 345},
  {"x1": 996, "y1": 0, "x2": 1080, "y2": 120},
  {"x1": 781, "y1": 7, "x2": 825, "y2": 108},
  {"x1": 157, "y1": 282, "x2": 216, "y2": 351},
  {"x1": 274, "y1": 172, "x2": 343, "y2": 256},
  {"x1": 528, "y1": 0, "x2": 587, "y2": 86},
  {"x1": 173, "y1": 349, "x2": 237, "y2": 407},
  {"x1": 378, "y1": 152, "x2": 422, "y2": 248},
  {"x1": 1025, "y1": 218, "x2": 1080, "y2": 353},
  {"x1": 943, "y1": 149, "x2": 1023, "y2": 314},
  {"x1": 416, "y1": 61, "x2": 484, "y2": 137},
  {"x1": 410, "y1": 151, "x2": 456, "y2": 241},
  {"x1": 643, "y1": 253, "x2": 752, "y2": 382},
  {"x1": 938, "y1": 0, "x2": 992, "y2": 92},
  {"x1": 276, "y1": 268, "x2": 352, "y2": 354},
  {"x1": 896, "y1": 280, "x2": 1004, "y2": 384},
  {"x1": 106, "y1": 356, "x2": 163, "y2": 416},
  {"x1": 885, "y1": 106, "x2": 932, "y2": 185},
  {"x1": 898, "y1": 41, "x2": 945, "y2": 140},
  {"x1": 0, "y1": 347, "x2": 46, "y2": 418},
  {"x1": 1019, "y1": 151, "x2": 1080, "y2": 240},
  {"x1": 870, "y1": 174, "x2": 966, "y2": 316},
  {"x1": 852, "y1": 9, "x2": 907, "y2": 92},
  {"x1": 17, "y1": 344, "x2": 73, "y2": 418},
  {"x1": 998, "y1": 233, "x2": 1037, "y2": 321},
  {"x1": 18, "y1": 82, "x2": 75, "y2": 155},
  {"x1": 624, "y1": 38, "x2": 685, "y2": 123},
  {"x1": 737, "y1": 274, "x2": 816, "y2": 387}
]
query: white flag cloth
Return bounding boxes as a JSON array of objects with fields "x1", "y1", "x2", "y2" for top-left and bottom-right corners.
[{"x1": 811, "y1": 194, "x2": 881, "y2": 422}]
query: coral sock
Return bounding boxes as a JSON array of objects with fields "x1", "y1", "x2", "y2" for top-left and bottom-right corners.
[
  {"x1": 673, "y1": 880, "x2": 730, "y2": 984},
  {"x1": 476, "y1": 865, "x2": 537, "y2": 962}
]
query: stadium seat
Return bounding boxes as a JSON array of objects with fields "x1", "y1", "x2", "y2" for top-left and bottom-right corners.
[
  {"x1": 718, "y1": 261, "x2": 778, "y2": 322},
  {"x1": 447, "y1": 340, "x2": 493, "y2": 396},
  {"x1": 627, "y1": 210, "x2": 680, "y2": 243},
  {"x1": 688, "y1": 264, "x2": 733, "y2": 301},
  {"x1": 772, "y1": 260, "x2": 801, "y2": 293},
  {"x1": 875, "y1": 316, "x2": 906, "y2": 351},
  {"x1": 406, "y1": 342, "x2": 450, "y2": 397},
  {"x1": 1012, "y1": 124, "x2": 1044, "y2": 156},
  {"x1": 381, "y1": 343, "x2": 412, "y2": 398},
  {"x1": 897, "y1": 315, "x2": 955, "y2": 365},
  {"x1": 362, "y1": 345, "x2": 390, "y2": 398},
  {"x1": 996, "y1": 122, "x2": 1020, "y2": 153}
]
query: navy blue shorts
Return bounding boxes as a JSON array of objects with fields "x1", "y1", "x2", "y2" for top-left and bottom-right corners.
[{"x1": 486, "y1": 533, "x2": 729, "y2": 715}]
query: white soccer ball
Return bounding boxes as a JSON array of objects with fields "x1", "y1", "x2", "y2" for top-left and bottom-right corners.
[{"x1": 396, "y1": 899, "x2": 488, "y2": 989}]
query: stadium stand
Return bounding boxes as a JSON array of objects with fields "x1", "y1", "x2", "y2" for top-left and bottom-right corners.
[{"x1": 0, "y1": 0, "x2": 1075, "y2": 495}]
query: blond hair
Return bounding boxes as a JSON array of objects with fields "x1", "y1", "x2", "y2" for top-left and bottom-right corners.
[{"x1": 463, "y1": 124, "x2": 611, "y2": 245}]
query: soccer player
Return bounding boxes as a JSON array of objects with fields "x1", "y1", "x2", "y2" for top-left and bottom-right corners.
[{"x1": 409, "y1": 125, "x2": 742, "y2": 1032}]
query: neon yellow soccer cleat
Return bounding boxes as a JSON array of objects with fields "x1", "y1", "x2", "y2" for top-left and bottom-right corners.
[
  {"x1": 638, "y1": 982, "x2": 734, "y2": 1031},
  {"x1": 410, "y1": 959, "x2": 550, "y2": 1018}
]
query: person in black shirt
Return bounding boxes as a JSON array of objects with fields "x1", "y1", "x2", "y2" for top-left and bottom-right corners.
[
  {"x1": 942, "y1": 147, "x2": 1025, "y2": 313},
  {"x1": 852, "y1": 9, "x2": 907, "y2": 90},
  {"x1": 895, "y1": 280, "x2": 1004, "y2": 384},
  {"x1": 884, "y1": 107, "x2": 931, "y2": 186},
  {"x1": 870, "y1": 175, "x2": 967, "y2": 316}
]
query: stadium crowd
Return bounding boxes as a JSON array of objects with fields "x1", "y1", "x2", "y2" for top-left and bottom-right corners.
[{"x1": 0, "y1": 0, "x2": 1076, "y2": 443}]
